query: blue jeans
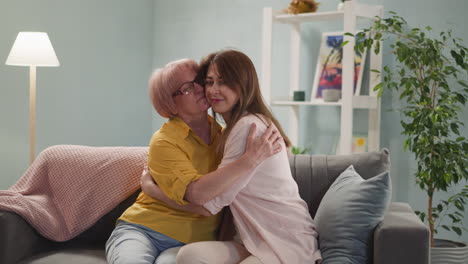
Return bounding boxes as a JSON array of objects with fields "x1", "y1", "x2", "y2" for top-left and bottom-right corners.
[{"x1": 106, "y1": 221, "x2": 184, "y2": 264}]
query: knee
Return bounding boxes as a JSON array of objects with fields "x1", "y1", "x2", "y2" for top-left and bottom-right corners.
[
  {"x1": 107, "y1": 249, "x2": 155, "y2": 264},
  {"x1": 108, "y1": 255, "x2": 142, "y2": 264},
  {"x1": 176, "y1": 244, "x2": 206, "y2": 264},
  {"x1": 105, "y1": 227, "x2": 155, "y2": 264}
]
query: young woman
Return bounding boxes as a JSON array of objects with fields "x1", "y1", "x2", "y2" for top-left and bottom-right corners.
[
  {"x1": 143, "y1": 50, "x2": 321, "y2": 264},
  {"x1": 105, "y1": 58, "x2": 281, "y2": 264}
]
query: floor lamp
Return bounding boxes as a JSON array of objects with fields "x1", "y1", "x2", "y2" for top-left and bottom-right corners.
[{"x1": 5, "y1": 32, "x2": 60, "y2": 164}]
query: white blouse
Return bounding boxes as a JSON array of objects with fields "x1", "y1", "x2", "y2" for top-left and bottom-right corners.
[{"x1": 204, "y1": 114, "x2": 322, "y2": 264}]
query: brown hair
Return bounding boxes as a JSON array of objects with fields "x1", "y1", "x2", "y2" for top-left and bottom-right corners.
[
  {"x1": 149, "y1": 59, "x2": 199, "y2": 118},
  {"x1": 198, "y1": 49, "x2": 291, "y2": 155}
]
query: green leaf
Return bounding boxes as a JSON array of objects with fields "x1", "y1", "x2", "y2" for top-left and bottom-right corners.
[
  {"x1": 451, "y1": 123, "x2": 460, "y2": 135},
  {"x1": 375, "y1": 32, "x2": 382, "y2": 39},
  {"x1": 403, "y1": 138, "x2": 409, "y2": 150},
  {"x1": 416, "y1": 211, "x2": 426, "y2": 222},
  {"x1": 449, "y1": 214, "x2": 459, "y2": 222},
  {"x1": 455, "y1": 93, "x2": 467, "y2": 104},
  {"x1": 375, "y1": 40, "x2": 381, "y2": 54},
  {"x1": 452, "y1": 226, "x2": 462, "y2": 236},
  {"x1": 451, "y1": 50, "x2": 464, "y2": 65},
  {"x1": 373, "y1": 82, "x2": 383, "y2": 92},
  {"x1": 377, "y1": 87, "x2": 384, "y2": 98},
  {"x1": 383, "y1": 66, "x2": 391, "y2": 73},
  {"x1": 458, "y1": 80, "x2": 468, "y2": 89},
  {"x1": 341, "y1": 40, "x2": 349, "y2": 47}
]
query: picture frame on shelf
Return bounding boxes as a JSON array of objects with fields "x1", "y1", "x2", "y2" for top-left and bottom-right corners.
[
  {"x1": 351, "y1": 134, "x2": 368, "y2": 153},
  {"x1": 311, "y1": 31, "x2": 367, "y2": 101},
  {"x1": 335, "y1": 134, "x2": 368, "y2": 154}
]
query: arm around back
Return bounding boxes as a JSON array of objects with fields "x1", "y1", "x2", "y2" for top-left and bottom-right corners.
[
  {"x1": 373, "y1": 202, "x2": 429, "y2": 264},
  {"x1": 185, "y1": 122, "x2": 282, "y2": 206}
]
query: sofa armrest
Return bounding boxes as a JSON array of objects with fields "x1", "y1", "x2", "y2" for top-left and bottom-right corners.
[
  {"x1": 373, "y1": 202, "x2": 429, "y2": 264},
  {"x1": 0, "y1": 210, "x2": 52, "y2": 264}
]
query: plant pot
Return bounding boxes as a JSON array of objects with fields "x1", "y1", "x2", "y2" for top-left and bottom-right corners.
[
  {"x1": 430, "y1": 239, "x2": 468, "y2": 264},
  {"x1": 293, "y1": 91, "x2": 305, "y2": 101},
  {"x1": 322, "y1": 89, "x2": 341, "y2": 102}
]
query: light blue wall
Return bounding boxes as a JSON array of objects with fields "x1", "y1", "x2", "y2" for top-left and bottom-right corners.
[
  {"x1": 152, "y1": 0, "x2": 468, "y2": 242},
  {"x1": 0, "y1": 0, "x2": 154, "y2": 189}
]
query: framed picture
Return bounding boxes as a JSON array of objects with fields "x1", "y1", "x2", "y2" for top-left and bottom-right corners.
[
  {"x1": 335, "y1": 134, "x2": 368, "y2": 154},
  {"x1": 351, "y1": 134, "x2": 368, "y2": 153},
  {"x1": 311, "y1": 31, "x2": 367, "y2": 100}
]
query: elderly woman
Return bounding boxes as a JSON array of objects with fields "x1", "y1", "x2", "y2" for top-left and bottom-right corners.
[{"x1": 105, "y1": 58, "x2": 281, "y2": 264}]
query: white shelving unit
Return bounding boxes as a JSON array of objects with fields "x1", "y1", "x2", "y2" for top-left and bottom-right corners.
[{"x1": 261, "y1": 1, "x2": 383, "y2": 154}]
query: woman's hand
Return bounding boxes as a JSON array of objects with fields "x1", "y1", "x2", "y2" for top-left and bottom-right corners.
[
  {"x1": 243, "y1": 123, "x2": 283, "y2": 168},
  {"x1": 140, "y1": 166, "x2": 212, "y2": 216},
  {"x1": 140, "y1": 166, "x2": 159, "y2": 196}
]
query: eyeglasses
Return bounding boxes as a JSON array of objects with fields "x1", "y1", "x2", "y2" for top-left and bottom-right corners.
[{"x1": 173, "y1": 81, "x2": 197, "y2": 96}]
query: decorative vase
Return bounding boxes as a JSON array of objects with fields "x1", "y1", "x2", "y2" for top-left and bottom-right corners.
[
  {"x1": 430, "y1": 239, "x2": 468, "y2": 264},
  {"x1": 322, "y1": 89, "x2": 341, "y2": 102}
]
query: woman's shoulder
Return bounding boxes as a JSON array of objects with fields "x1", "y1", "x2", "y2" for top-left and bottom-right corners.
[
  {"x1": 149, "y1": 125, "x2": 180, "y2": 147},
  {"x1": 235, "y1": 114, "x2": 269, "y2": 130}
]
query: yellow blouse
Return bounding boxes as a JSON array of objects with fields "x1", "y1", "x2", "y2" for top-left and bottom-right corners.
[{"x1": 119, "y1": 116, "x2": 222, "y2": 244}]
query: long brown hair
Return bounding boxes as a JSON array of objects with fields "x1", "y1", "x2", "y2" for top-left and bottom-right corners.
[{"x1": 198, "y1": 49, "x2": 291, "y2": 156}]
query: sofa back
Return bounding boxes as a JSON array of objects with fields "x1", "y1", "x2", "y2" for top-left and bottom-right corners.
[
  {"x1": 69, "y1": 148, "x2": 390, "y2": 246},
  {"x1": 289, "y1": 149, "x2": 390, "y2": 218}
]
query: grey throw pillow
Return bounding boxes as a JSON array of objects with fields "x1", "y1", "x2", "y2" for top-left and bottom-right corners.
[{"x1": 314, "y1": 165, "x2": 391, "y2": 264}]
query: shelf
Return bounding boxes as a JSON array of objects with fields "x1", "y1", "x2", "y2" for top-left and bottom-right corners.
[
  {"x1": 273, "y1": 2, "x2": 383, "y2": 24},
  {"x1": 272, "y1": 96, "x2": 378, "y2": 109},
  {"x1": 272, "y1": 100, "x2": 342, "y2": 106},
  {"x1": 261, "y1": 2, "x2": 383, "y2": 153},
  {"x1": 274, "y1": 11, "x2": 344, "y2": 24}
]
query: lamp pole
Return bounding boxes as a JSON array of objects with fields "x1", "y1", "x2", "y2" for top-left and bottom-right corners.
[{"x1": 29, "y1": 66, "x2": 36, "y2": 164}]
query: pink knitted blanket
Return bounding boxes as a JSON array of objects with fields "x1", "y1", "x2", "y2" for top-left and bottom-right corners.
[{"x1": 0, "y1": 145, "x2": 148, "y2": 242}]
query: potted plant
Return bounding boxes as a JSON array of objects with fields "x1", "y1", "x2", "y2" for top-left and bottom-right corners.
[
  {"x1": 347, "y1": 12, "x2": 468, "y2": 263},
  {"x1": 291, "y1": 145, "x2": 311, "y2": 155}
]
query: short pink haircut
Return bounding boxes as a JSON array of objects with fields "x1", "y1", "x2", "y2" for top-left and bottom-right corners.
[{"x1": 148, "y1": 59, "x2": 199, "y2": 118}]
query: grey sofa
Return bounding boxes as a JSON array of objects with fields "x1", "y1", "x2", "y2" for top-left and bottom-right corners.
[{"x1": 0, "y1": 148, "x2": 429, "y2": 264}]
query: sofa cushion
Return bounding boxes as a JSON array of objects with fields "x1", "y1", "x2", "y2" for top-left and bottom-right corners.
[
  {"x1": 21, "y1": 248, "x2": 106, "y2": 264},
  {"x1": 314, "y1": 165, "x2": 391, "y2": 264},
  {"x1": 289, "y1": 148, "x2": 391, "y2": 218}
]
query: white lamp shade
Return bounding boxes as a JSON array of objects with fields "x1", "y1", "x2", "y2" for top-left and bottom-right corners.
[{"x1": 6, "y1": 32, "x2": 60, "y2": 67}]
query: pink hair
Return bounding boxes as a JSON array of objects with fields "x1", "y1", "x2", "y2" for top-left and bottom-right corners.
[{"x1": 148, "y1": 59, "x2": 199, "y2": 118}]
